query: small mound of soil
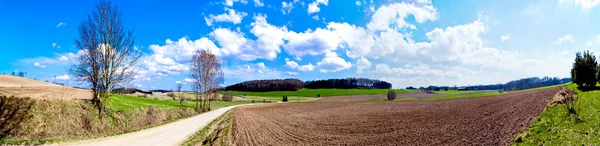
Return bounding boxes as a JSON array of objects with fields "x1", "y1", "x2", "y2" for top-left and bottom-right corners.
[{"x1": 549, "y1": 87, "x2": 576, "y2": 106}]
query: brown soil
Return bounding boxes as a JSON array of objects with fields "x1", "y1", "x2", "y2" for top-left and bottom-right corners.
[
  {"x1": 310, "y1": 91, "x2": 442, "y2": 102},
  {"x1": 397, "y1": 91, "x2": 444, "y2": 98},
  {"x1": 232, "y1": 87, "x2": 559, "y2": 145}
]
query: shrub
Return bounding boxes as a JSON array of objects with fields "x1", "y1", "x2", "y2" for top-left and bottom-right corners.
[
  {"x1": 167, "y1": 92, "x2": 176, "y2": 101},
  {"x1": 282, "y1": 96, "x2": 288, "y2": 102},
  {"x1": 222, "y1": 93, "x2": 233, "y2": 102},
  {"x1": 387, "y1": 90, "x2": 396, "y2": 101},
  {"x1": 209, "y1": 93, "x2": 219, "y2": 101}
]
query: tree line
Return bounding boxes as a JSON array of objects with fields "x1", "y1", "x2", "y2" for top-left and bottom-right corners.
[
  {"x1": 304, "y1": 78, "x2": 392, "y2": 89},
  {"x1": 412, "y1": 76, "x2": 571, "y2": 91},
  {"x1": 224, "y1": 78, "x2": 392, "y2": 92},
  {"x1": 224, "y1": 79, "x2": 304, "y2": 92}
]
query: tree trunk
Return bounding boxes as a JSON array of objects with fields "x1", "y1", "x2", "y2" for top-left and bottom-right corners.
[
  {"x1": 195, "y1": 93, "x2": 199, "y2": 110},
  {"x1": 207, "y1": 93, "x2": 211, "y2": 111}
]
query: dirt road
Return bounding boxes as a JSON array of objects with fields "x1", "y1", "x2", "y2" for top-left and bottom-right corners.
[
  {"x1": 49, "y1": 104, "x2": 249, "y2": 146},
  {"x1": 232, "y1": 87, "x2": 559, "y2": 145}
]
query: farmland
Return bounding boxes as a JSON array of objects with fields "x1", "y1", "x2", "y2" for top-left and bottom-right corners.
[
  {"x1": 230, "y1": 87, "x2": 560, "y2": 145},
  {"x1": 222, "y1": 88, "x2": 412, "y2": 97}
]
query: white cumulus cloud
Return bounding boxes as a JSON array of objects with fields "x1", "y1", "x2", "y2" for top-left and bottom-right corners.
[
  {"x1": 316, "y1": 52, "x2": 352, "y2": 72},
  {"x1": 204, "y1": 8, "x2": 248, "y2": 26},
  {"x1": 355, "y1": 57, "x2": 371, "y2": 73},
  {"x1": 53, "y1": 74, "x2": 70, "y2": 80},
  {"x1": 501, "y1": 34, "x2": 511, "y2": 41},
  {"x1": 554, "y1": 34, "x2": 574, "y2": 44},
  {"x1": 307, "y1": 0, "x2": 328, "y2": 14},
  {"x1": 285, "y1": 58, "x2": 316, "y2": 71},
  {"x1": 558, "y1": 0, "x2": 600, "y2": 9},
  {"x1": 34, "y1": 62, "x2": 46, "y2": 68},
  {"x1": 224, "y1": 0, "x2": 248, "y2": 7}
]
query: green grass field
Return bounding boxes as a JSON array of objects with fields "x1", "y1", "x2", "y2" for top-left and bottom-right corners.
[
  {"x1": 106, "y1": 94, "x2": 252, "y2": 110},
  {"x1": 222, "y1": 89, "x2": 412, "y2": 98},
  {"x1": 364, "y1": 90, "x2": 502, "y2": 102},
  {"x1": 432, "y1": 90, "x2": 481, "y2": 95},
  {"x1": 514, "y1": 83, "x2": 600, "y2": 145}
]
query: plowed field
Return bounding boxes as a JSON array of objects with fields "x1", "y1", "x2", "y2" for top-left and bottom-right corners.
[{"x1": 232, "y1": 87, "x2": 559, "y2": 145}]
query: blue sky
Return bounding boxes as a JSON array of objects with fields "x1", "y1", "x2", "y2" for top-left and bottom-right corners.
[{"x1": 1, "y1": 0, "x2": 599, "y2": 90}]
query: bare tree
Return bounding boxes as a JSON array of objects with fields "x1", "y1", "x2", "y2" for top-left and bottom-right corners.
[
  {"x1": 189, "y1": 50, "x2": 224, "y2": 111},
  {"x1": 70, "y1": 1, "x2": 141, "y2": 118},
  {"x1": 176, "y1": 82, "x2": 183, "y2": 107}
]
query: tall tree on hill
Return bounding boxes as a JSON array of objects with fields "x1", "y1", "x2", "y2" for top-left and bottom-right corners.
[
  {"x1": 70, "y1": 1, "x2": 141, "y2": 118},
  {"x1": 571, "y1": 51, "x2": 598, "y2": 88},
  {"x1": 189, "y1": 50, "x2": 223, "y2": 111}
]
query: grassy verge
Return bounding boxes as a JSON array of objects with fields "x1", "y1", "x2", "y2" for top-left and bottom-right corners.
[
  {"x1": 0, "y1": 94, "x2": 251, "y2": 145},
  {"x1": 182, "y1": 111, "x2": 233, "y2": 146},
  {"x1": 222, "y1": 89, "x2": 412, "y2": 98},
  {"x1": 513, "y1": 83, "x2": 600, "y2": 145}
]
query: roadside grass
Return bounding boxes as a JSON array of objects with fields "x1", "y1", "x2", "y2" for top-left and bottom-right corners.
[
  {"x1": 221, "y1": 89, "x2": 412, "y2": 98},
  {"x1": 182, "y1": 111, "x2": 233, "y2": 146},
  {"x1": 514, "y1": 83, "x2": 600, "y2": 145},
  {"x1": 0, "y1": 94, "x2": 252, "y2": 145}
]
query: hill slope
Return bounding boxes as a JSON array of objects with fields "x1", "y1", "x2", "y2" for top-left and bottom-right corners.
[{"x1": 0, "y1": 75, "x2": 91, "y2": 100}]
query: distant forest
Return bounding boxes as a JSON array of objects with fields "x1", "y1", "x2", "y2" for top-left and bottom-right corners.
[
  {"x1": 304, "y1": 78, "x2": 392, "y2": 89},
  {"x1": 224, "y1": 78, "x2": 392, "y2": 92},
  {"x1": 224, "y1": 79, "x2": 305, "y2": 92},
  {"x1": 411, "y1": 77, "x2": 571, "y2": 91}
]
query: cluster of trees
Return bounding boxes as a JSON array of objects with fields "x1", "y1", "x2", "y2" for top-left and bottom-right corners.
[
  {"x1": 571, "y1": 50, "x2": 599, "y2": 88},
  {"x1": 188, "y1": 49, "x2": 224, "y2": 111},
  {"x1": 7, "y1": 71, "x2": 27, "y2": 77},
  {"x1": 224, "y1": 78, "x2": 393, "y2": 92},
  {"x1": 304, "y1": 78, "x2": 392, "y2": 89},
  {"x1": 112, "y1": 88, "x2": 147, "y2": 94},
  {"x1": 224, "y1": 79, "x2": 304, "y2": 92},
  {"x1": 504, "y1": 77, "x2": 571, "y2": 91},
  {"x1": 411, "y1": 77, "x2": 571, "y2": 91}
]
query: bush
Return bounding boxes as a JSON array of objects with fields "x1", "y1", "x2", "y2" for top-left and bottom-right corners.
[
  {"x1": 387, "y1": 90, "x2": 396, "y2": 101},
  {"x1": 571, "y1": 50, "x2": 598, "y2": 88},
  {"x1": 209, "y1": 93, "x2": 219, "y2": 101},
  {"x1": 222, "y1": 93, "x2": 233, "y2": 102},
  {"x1": 167, "y1": 92, "x2": 176, "y2": 101},
  {"x1": 282, "y1": 96, "x2": 288, "y2": 102}
]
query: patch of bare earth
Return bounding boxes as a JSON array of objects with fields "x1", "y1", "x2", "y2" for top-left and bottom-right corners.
[{"x1": 232, "y1": 87, "x2": 559, "y2": 145}]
